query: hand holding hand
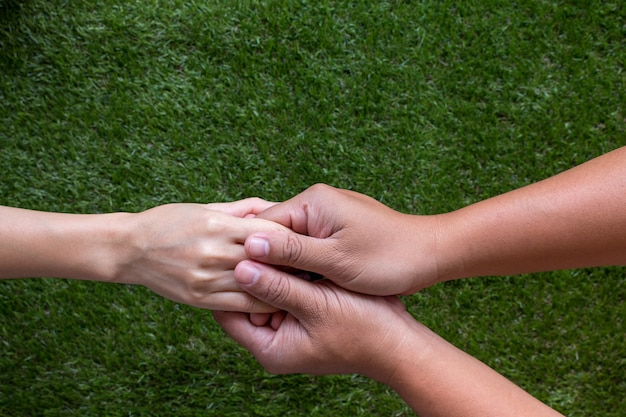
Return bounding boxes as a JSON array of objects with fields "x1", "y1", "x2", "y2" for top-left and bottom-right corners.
[
  {"x1": 213, "y1": 260, "x2": 424, "y2": 380},
  {"x1": 215, "y1": 260, "x2": 564, "y2": 417},
  {"x1": 115, "y1": 202, "x2": 288, "y2": 312},
  {"x1": 244, "y1": 184, "x2": 444, "y2": 295}
]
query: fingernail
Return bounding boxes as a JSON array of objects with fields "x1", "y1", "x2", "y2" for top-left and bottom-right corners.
[
  {"x1": 236, "y1": 263, "x2": 260, "y2": 285},
  {"x1": 248, "y1": 237, "x2": 270, "y2": 257}
]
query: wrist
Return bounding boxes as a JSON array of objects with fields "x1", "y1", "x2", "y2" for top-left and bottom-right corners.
[
  {"x1": 79, "y1": 212, "x2": 136, "y2": 283},
  {"x1": 357, "y1": 313, "x2": 437, "y2": 385},
  {"x1": 399, "y1": 212, "x2": 463, "y2": 292},
  {"x1": 362, "y1": 313, "x2": 439, "y2": 386},
  {"x1": 428, "y1": 211, "x2": 472, "y2": 283}
]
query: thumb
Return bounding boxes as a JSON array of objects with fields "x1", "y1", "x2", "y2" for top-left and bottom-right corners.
[
  {"x1": 234, "y1": 260, "x2": 320, "y2": 318},
  {"x1": 245, "y1": 231, "x2": 334, "y2": 277}
]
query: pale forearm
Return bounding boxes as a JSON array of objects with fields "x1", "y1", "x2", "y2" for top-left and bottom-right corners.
[
  {"x1": 0, "y1": 203, "x2": 286, "y2": 312},
  {"x1": 434, "y1": 146, "x2": 626, "y2": 281},
  {"x1": 0, "y1": 206, "x2": 131, "y2": 281}
]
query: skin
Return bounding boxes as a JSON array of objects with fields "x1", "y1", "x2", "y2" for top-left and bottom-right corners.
[
  {"x1": 214, "y1": 146, "x2": 624, "y2": 414},
  {"x1": 0, "y1": 198, "x2": 286, "y2": 312},
  {"x1": 243, "y1": 146, "x2": 626, "y2": 295},
  {"x1": 213, "y1": 262, "x2": 565, "y2": 417}
]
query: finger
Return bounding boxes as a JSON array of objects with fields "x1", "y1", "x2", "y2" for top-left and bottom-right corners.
[
  {"x1": 269, "y1": 310, "x2": 288, "y2": 331},
  {"x1": 192, "y1": 291, "x2": 279, "y2": 313},
  {"x1": 190, "y1": 271, "x2": 247, "y2": 293},
  {"x1": 244, "y1": 230, "x2": 337, "y2": 276},
  {"x1": 206, "y1": 198, "x2": 277, "y2": 218},
  {"x1": 250, "y1": 312, "x2": 271, "y2": 326},
  {"x1": 234, "y1": 260, "x2": 322, "y2": 319},
  {"x1": 213, "y1": 310, "x2": 276, "y2": 354},
  {"x1": 215, "y1": 215, "x2": 291, "y2": 244},
  {"x1": 254, "y1": 184, "x2": 338, "y2": 233},
  {"x1": 197, "y1": 242, "x2": 248, "y2": 270}
]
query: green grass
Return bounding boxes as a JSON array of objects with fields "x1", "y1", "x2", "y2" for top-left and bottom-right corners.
[{"x1": 1, "y1": 0, "x2": 625, "y2": 415}]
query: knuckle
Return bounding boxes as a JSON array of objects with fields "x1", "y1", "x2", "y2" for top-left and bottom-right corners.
[
  {"x1": 203, "y1": 245, "x2": 231, "y2": 267},
  {"x1": 197, "y1": 242, "x2": 215, "y2": 262},
  {"x1": 262, "y1": 273, "x2": 291, "y2": 305},
  {"x1": 309, "y1": 182, "x2": 329, "y2": 191},
  {"x1": 183, "y1": 273, "x2": 219, "y2": 307},
  {"x1": 308, "y1": 183, "x2": 333, "y2": 196},
  {"x1": 182, "y1": 291, "x2": 206, "y2": 308},
  {"x1": 248, "y1": 197, "x2": 264, "y2": 205},
  {"x1": 239, "y1": 293, "x2": 261, "y2": 312},
  {"x1": 283, "y1": 233, "x2": 304, "y2": 264},
  {"x1": 204, "y1": 212, "x2": 226, "y2": 233},
  {"x1": 315, "y1": 182, "x2": 340, "y2": 194}
]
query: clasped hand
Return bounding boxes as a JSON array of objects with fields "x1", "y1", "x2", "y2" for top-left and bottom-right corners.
[
  {"x1": 114, "y1": 199, "x2": 287, "y2": 312},
  {"x1": 116, "y1": 184, "x2": 442, "y2": 313}
]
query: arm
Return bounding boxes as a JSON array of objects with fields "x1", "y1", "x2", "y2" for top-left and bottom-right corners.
[
  {"x1": 438, "y1": 145, "x2": 626, "y2": 281},
  {"x1": 0, "y1": 199, "x2": 286, "y2": 312},
  {"x1": 0, "y1": 205, "x2": 128, "y2": 281},
  {"x1": 213, "y1": 261, "x2": 564, "y2": 417},
  {"x1": 243, "y1": 146, "x2": 626, "y2": 294}
]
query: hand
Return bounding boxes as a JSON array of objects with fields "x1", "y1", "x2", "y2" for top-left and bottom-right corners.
[
  {"x1": 243, "y1": 184, "x2": 444, "y2": 295},
  {"x1": 115, "y1": 203, "x2": 289, "y2": 312},
  {"x1": 214, "y1": 260, "x2": 565, "y2": 417},
  {"x1": 213, "y1": 260, "x2": 423, "y2": 380}
]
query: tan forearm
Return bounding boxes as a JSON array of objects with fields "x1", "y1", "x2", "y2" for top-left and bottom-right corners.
[
  {"x1": 0, "y1": 206, "x2": 130, "y2": 281},
  {"x1": 389, "y1": 327, "x2": 563, "y2": 417},
  {"x1": 436, "y1": 146, "x2": 626, "y2": 281}
]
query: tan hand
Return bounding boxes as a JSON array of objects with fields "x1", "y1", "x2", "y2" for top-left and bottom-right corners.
[
  {"x1": 246, "y1": 184, "x2": 443, "y2": 295},
  {"x1": 213, "y1": 260, "x2": 419, "y2": 379}
]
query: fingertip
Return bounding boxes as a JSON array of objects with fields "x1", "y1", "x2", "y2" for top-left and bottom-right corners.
[
  {"x1": 246, "y1": 235, "x2": 270, "y2": 258},
  {"x1": 270, "y1": 311, "x2": 287, "y2": 330},
  {"x1": 212, "y1": 310, "x2": 257, "y2": 346},
  {"x1": 250, "y1": 312, "x2": 271, "y2": 326},
  {"x1": 234, "y1": 261, "x2": 261, "y2": 286},
  {"x1": 211, "y1": 310, "x2": 231, "y2": 325}
]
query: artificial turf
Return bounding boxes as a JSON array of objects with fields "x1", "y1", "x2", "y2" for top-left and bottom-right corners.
[{"x1": 1, "y1": 0, "x2": 624, "y2": 415}]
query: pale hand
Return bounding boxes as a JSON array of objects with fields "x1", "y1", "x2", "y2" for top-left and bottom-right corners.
[{"x1": 115, "y1": 202, "x2": 288, "y2": 312}]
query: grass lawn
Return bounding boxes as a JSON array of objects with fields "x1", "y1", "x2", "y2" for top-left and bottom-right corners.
[{"x1": 1, "y1": 0, "x2": 625, "y2": 415}]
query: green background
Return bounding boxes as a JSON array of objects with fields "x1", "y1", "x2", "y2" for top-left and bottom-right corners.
[{"x1": 1, "y1": 0, "x2": 624, "y2": 415}]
